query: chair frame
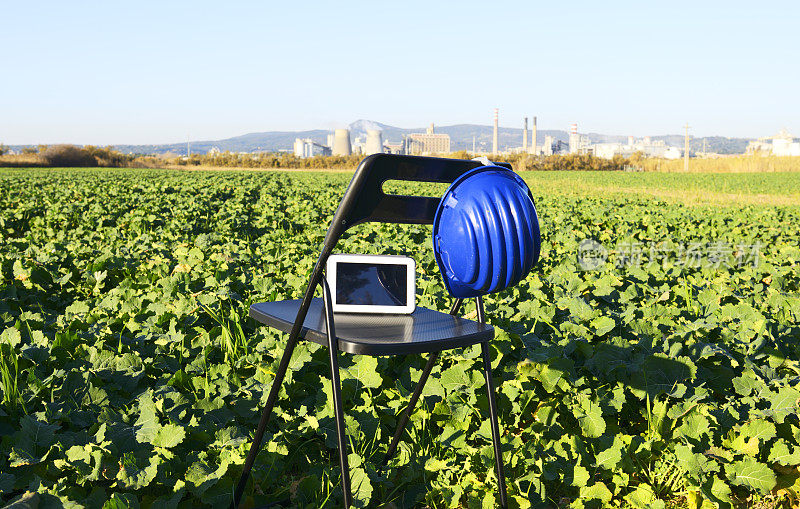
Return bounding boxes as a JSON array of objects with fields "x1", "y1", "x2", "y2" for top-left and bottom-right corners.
[{"x1": 232, "y1": 154, "x2": 511, "y2": 508}]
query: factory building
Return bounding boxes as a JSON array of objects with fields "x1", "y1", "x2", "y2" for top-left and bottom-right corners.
[
  {"x1": 748, "y1": 129, "x2": 800, "y2": 156},
  {"x1": 593, "y1": 138, "x2": 681, "y2": 160},
  {"x1": 383, "y1": 141, "x2": 404, "y2": 154},
  {"x1": 293, "y1": 138, "x2": 331, "y2": 158},
  {"x1": 568, "y1": 123, "x2": 592, "y2": 154},
  {"x1": 405, "y1": 123, "x2": 451, "y2": 155},
  {"x1": 540, "y1": 135, "x2": 567, "y2": 156}
]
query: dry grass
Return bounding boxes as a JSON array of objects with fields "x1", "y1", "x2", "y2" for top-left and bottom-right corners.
[
  {"x1": 564, "y1": 183, "x2": 800, "y2": 207},
  {"x1": 0, "y1": 154, "x2": 42, "y2": 167},
  {"x1": 164, "y1": 164, "x2": 353, "y2": 173},
  {"x1": 518, "y1": 171, "x2": 800, "y2": 207},
  {"x1": 641, "y1": 155, "x2": 800, "y2": 173}
]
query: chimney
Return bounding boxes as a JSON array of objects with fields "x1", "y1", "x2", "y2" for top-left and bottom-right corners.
[
  {"x1": 492, "y1": 108, "x2": 499, "y2": 155},
  {"x1": 532, "y1": 116, "x2": 538, "y2": 155},
  {"x1": 523, "y1": 117, "x2": 528, "y2": 151}
]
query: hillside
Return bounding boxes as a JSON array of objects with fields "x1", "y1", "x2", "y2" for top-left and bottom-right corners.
[{"x1": 7, "y1": 121, "x2": 752, "y2": 156}]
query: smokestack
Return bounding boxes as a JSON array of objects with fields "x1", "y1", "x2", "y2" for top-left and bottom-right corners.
[
  {"x1": 569, "y1": 123, "x2": 579, "y2": 154},
  {"x1": 492, "y1": 108, "x2": 499, "y2": 155},
  {"x1": 523, "y1": 117, "x2": 528, "y2": 151},
  {"x1": 532, "y1": 116, "x2": 537, "y2": 155},
  {"x1": 332, "y1": 129, "x2": 352, "y2": 156}
]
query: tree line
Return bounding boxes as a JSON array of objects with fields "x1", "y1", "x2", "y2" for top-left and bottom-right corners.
[{"x1": 1, "y1": 144, "x2": 638, "y2": 171}]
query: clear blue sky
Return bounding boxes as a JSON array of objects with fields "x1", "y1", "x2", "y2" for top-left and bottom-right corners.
[{"x1": 1, "y1": 0, "x2": 797, "y2": 145}]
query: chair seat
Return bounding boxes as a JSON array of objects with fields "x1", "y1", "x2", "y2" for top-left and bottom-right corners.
[{"x1": 250, "y1": 298, "x2": 494, "y2": 356}]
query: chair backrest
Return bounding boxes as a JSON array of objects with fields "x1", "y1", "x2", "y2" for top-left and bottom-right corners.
[
  {"x1": 322, "y1": 154, "x2": 511, "y2": 245},
  {"x1": 291, "y1": 155, "x2": 515, "y2": 334}
]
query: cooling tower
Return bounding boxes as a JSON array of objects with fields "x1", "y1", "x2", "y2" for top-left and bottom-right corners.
[
  {"x1": 332, "y1": 129, "x2": 352, "y2": 156},
  {"x1": 364, "y1": 130, "x2": 383, "y2": 156}
]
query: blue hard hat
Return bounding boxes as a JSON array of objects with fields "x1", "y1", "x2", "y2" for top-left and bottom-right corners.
[{"x1": 433, "y1": 165, "x2": 540, "y2": 299}]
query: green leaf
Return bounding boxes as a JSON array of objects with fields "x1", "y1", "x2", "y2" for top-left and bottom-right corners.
[
  {"x1": 0, "y1": 327, "x2": 21, "y2": 347},
  {"x1": 595, "y1": 436, "x2": 624, "y2": 469},
  {"x1": 350, "y1": 467, "x2": 373, "y2": 508},
  {"x1": 185, "y1": 453, "x2": 231, "y2": 497},
  {"x1": 0, "y1": 473, "x2": 14, "y2": 494},
  {"x1": 630, "y1": 354, "x2": 697, "y2": 398},
  {"x1": 625, "y1": 485, "x2": 665, "y2": 509},
  {"x1": 571, "y1": 465, "x2": 590, "y2": 487},
  {"x1": 535, "y1": 358, "x2": 572, "y2": 393},
  {"x1": 590, "y1": 316, "x2": 616, "y2": 337},
  {"x1": 116, "y1": 452, "x2": 158, "y2": 490},
  {"x1": 134, "y1": 393, "x2": 159, "y2": 444},
  {"x1": 768, "y1": 439, "x2": 800, "y2": 466},
  {"x1": 9, "y1": 415, "x2": 59, "y2": 467},
  {"x1": 727, "y1": 419, "x2": 776, "y2": 456},
  {"x1": 675, "y1": 444, "x2": 718, "y2": 480},
  {"x1": 343, "y1": 356, "x2": 382, "y2": 389},
  {"x1": 726, "y1": 458, "x2": 776, "y2": 493},
  {"x1": 103, "y1": 492, "x2": 140, "y2": 509},
  {"x1": 767, "y1": 386, "x2": 800, "y2": 423},
  {"x1": 732, "y1": 373, "x2": 762, "y2": 397},
  {"x1": 697, "y1": 474, "x2": 734, "y2": 508},
  {"x1": 441, "y1": 363, "x2": 472, "y2": 393},
  {"x1": 152, "y1": 423, "x2": 186, "y2": 449},
  {"x1": 578, "y1": 399, "x2": 606, "y2": 438},
  {"x1": 579, "y1": 482, "x2": 612, "y2": 503}
]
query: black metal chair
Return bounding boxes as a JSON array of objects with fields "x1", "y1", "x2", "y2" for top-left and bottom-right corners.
[{"x1": 232, "y1": 154, "x2": 518, "y2": 508}]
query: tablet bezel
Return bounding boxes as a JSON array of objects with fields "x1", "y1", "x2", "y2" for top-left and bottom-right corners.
[{"x1": 325, "y1": 254, "x2": 416, "y2": 314}]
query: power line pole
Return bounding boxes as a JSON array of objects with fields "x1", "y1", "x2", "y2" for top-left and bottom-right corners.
[{"x1": 683, "y1": 123, "x2": 691, "y2": 171}]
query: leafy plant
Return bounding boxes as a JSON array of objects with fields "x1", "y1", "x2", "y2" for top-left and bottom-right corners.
[{"x1": 0, "y1": 167, "x2": 799, "y2": 508}]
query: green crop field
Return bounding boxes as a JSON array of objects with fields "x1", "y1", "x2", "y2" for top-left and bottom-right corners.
[{"x1": 1, "y1": 168, "x2": 800, "y2": 508}]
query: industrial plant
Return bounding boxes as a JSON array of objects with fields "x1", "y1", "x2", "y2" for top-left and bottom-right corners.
[
  {"x1": 293, "y1": 123, "x2": 451, "y2": 158},
  {"x1": 286, "y1": 110, "x2": 796, "y2": 161},
  {"x1": 746, "y1": 129, "x2": 800, "y2": 156}
]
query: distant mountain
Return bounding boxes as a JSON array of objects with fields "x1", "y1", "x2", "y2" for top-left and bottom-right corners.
[
  {"x1": 112, "y1": 129, "x2": 332, "y2": 156},
  {"x1": 8, "y1": 120, "x2": 751, "y2": 155}
]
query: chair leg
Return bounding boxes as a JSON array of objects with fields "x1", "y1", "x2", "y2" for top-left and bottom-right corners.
[
  {"x1": 381, "y1": 299, "x2": 462, "y2": 469},
  {"x1": 380, "y1": 351, "x2": 439, "y2": 468},
  {"x1": 322, "y1": 280, "x2": 352, "y2": 508},
  {"x1": 481, "y1": 341, "x2": 508, "y2": 509},
  {"x1": 232, "y1": 334, "x2": 299, "y2": 509},
  {"x1": 475, "y1": 297, "x2": 508, "y2": 508}
]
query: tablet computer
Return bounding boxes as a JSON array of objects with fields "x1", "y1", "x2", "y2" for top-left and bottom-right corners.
[{"x1": 325, "y1": 254, "x2": 416, "y2": 314}]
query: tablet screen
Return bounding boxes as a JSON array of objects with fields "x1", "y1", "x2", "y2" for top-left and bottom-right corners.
[{"x1": 335, "y1": 262, "x2": 408, "y2": 306}]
